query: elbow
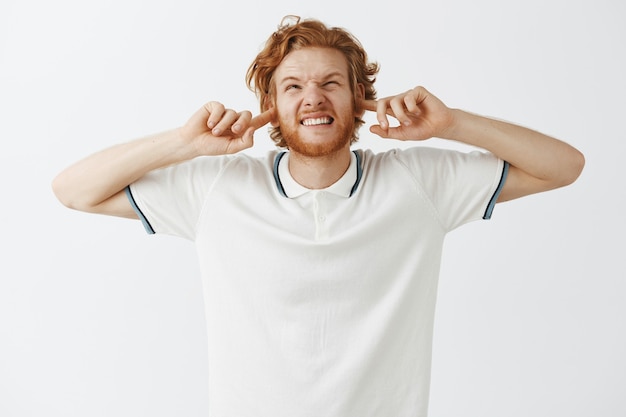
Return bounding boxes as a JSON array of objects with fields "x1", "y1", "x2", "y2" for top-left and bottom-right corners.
[
  {"x1": 560, "y1": 148, "x2": 585, "y2": 187},
  {"x1": 535, "y1": 148, "x2": 586, "y2": 192},
  {"x1": 545, "y1": 148, "x2": 585, "y2": 191},
  {"x1": 51, "y1": 173, "x2": 75, "y2": 209},
  {"x1": 51, "y1": 172, "x2": 90, "y2": 211}
]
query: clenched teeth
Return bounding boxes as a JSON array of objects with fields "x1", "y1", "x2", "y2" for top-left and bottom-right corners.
[{"x1": 301, "y1": 117, "x2": 333, "y2": 126}]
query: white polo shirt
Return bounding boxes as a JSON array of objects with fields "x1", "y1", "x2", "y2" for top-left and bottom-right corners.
[{"x1": 127, "y1": 146, "x2": 508, "y2": 417}]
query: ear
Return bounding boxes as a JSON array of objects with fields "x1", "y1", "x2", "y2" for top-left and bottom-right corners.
[
  {"x1": 355, "y1": 83, "x2": 366, "y2": 118},
  {"x1": 263, "y1": 96, "x2": 280, "y2": 127}
]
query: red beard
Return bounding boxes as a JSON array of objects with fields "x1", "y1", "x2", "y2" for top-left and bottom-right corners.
[{"x1": 280, "y1": 114, "x2": 355, "y2": 158}]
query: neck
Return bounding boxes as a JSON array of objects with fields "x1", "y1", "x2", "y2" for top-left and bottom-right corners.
[{"x1": 287, "y1": 145, "x2": 352, "y2": 190}]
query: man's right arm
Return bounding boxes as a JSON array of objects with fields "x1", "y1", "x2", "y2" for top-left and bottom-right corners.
[{"x1": 52, "y1": 102, "x2": 275, "y2": 218}]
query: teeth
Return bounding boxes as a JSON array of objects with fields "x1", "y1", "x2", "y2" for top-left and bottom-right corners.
[{"x1": 302, "y1": 117, "x2": 332, "y2": 126}]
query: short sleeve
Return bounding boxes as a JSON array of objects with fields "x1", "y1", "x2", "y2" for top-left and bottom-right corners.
[
  {"x1": 393, "y1": 147, "x2": 508, "y2": 231},
  {"x1": 126, "y1": 156, "x2": 231, "y2": 240}
]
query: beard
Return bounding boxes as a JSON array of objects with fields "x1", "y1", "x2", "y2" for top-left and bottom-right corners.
[{"x1": 279, "y1": 114, "x2": 355, "y2": 158}]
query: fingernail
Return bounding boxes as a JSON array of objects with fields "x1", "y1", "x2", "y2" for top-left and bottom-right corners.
[{"x1": 213, "y1": 128, "x2": 221, "y2": 135}]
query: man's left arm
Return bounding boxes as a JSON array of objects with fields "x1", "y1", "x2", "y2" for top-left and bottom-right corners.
[{"x1": 364, "y1": 86, "x2": 585, "y2": 202}]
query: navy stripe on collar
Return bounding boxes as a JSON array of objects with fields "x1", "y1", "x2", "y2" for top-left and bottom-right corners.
[
  {"x1": 349, "y1": 150, "x2": 363, "y2": 197},
  {"x1": 272, "y1": 151, "x2": 363, "y2": 198},
  {"x1": 272, "y1": 152, "x2": 288, "y2": 197}
]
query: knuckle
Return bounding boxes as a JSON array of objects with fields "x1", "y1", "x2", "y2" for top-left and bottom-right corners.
[{"x1": 208, "y1": 101, "x2": 223, "y2": 110}]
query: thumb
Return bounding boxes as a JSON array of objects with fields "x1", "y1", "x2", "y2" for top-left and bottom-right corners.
[{"x1": 369, "y1": 124, "x2": 392, "y2": 139}]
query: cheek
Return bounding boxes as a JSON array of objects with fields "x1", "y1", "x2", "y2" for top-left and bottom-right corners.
[
  {"x1": 335, "y1": 92, "x2": 356, "y2": 111},
  {"x1": 275, "y1": 100, "x2": 299, "y2": 124}
]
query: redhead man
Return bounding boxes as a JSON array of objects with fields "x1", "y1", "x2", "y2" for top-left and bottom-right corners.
[{"x1": 53, "y1": 16, "x2": 584, "y2": 417}]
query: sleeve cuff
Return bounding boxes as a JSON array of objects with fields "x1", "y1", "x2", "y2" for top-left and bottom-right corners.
[
  {"x1": 125, "y1": 185, "x2": 155, "y2": 234},
  {"x1": 483, "y1": 160, "x2": 510, "y2": 220}
]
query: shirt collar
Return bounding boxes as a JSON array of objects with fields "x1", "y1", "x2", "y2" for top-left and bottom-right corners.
[{"x1": 273, "y1": 151, "x2": 363, "y2": 199}]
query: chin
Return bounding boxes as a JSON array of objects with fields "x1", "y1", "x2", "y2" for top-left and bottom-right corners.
[
  {"x1": 285, "y1": 136, "x2": 350, "y2": 158},
  {"x1": 283, "y1": 124, "x2": 354, "y2": 158}
]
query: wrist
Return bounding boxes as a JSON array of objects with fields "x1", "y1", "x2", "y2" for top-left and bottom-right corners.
[
  {"x1": 440, "y1": 109, "x2": 483, "y2": 146},
  {"x1": 173, "y1": 127, "x2": 204, "y2": 160}
]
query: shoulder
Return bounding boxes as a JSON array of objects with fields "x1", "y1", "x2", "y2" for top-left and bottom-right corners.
[
  {"x1": 357, "y1": 146, "x2": 460, "y2": 170},
  {"x1": 165, "y1": 150, "x2": 280, "y2": 176},
  {"x1": 356, "y1": 146, "x2": 503, "y2": 192},
  {"x1": 134, "y1": 151, "x2": 280, "y2": 195},
  {"x1": 358, "y1": 146, "x2": 499, "y2": 168}
]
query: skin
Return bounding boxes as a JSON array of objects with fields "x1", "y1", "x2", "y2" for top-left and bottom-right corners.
[{"x1": 51, "y1": 47, "x2": 584, "y2": 218}]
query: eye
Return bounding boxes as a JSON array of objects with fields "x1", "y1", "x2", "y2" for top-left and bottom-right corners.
[{"x1": 285, "y1": 84, "x2": 301, "y2": 91}]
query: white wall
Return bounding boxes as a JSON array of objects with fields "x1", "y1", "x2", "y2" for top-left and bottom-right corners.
[{"x1": 1, "y1": 0, "x2": 624, "y2": 416}]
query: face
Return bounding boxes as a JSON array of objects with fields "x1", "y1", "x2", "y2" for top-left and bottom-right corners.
[{"x1": 271, "y1": 47, "x2": 362, "y2": 158}]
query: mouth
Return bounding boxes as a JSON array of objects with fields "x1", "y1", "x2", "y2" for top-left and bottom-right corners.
[{"x1": 300, "y1": 116, "x2": 334, "y2": 126}]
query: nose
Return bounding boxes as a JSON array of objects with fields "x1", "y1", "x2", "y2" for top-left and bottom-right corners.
[{"x1": 303, "y1": 85, "x2": 325, "y2": 107}]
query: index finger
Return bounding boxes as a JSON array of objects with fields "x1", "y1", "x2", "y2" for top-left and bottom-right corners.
[
  {"x1": 360, "y1": 99, "x2": 378, "y2": 113},
  {"x1": 361, "y1": 98, "x2": 396, "y2": 130},
  {"x1": 360, "y1": 98, "x2": 396, "y2": 117},
  {"x1": 250, "y1": 107, "x2": 276, "y2": 130}
]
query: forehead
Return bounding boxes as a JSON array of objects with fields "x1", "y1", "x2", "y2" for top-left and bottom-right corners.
[{"x1": 274, "y1": 47, "x2": 349, "y2": 81}]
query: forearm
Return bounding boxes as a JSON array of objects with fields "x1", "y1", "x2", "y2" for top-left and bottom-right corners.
[
  {"x1": 444, "y1": 109, "x2": 585, "y2": 186},
  {"x1": 52, "y1": 128, "x2": 196, "y2": 211}
]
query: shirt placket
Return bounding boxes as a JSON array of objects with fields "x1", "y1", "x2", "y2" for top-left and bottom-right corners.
[{"x1": 312, "y1": 191, "x2": 329, "y2": 241}]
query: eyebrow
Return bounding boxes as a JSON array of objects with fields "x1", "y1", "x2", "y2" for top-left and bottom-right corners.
[{"x1": 277, "y1": 71, "x2": 346, "y2": 85}]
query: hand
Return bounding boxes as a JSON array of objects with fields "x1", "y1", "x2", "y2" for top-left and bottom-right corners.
[
  {"x1": 180, "y1": 102, "x2": 276, "y2": 155},
  {"x1": 362, "y1": 86, "x2": 455, "y2": 141}
]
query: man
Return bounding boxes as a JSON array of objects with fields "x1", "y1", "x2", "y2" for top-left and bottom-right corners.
[{"x1": 52, "y1": 16, "x2": 584, "y2": 417}]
